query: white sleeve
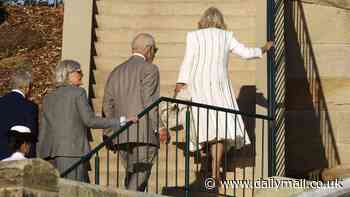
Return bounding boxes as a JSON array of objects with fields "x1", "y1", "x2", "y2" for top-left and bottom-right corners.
[
  {"x1": 230, "y1": 34, "x2": 262, "y2": 59},
  {"x1": 177, "y1": 32, "x2": 195, "y2": 84}
]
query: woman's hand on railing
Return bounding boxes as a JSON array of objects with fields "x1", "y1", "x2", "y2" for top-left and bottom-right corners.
[
  {"x1": 261, "y1": 41, "x2": 274, "y2": 54},
  {"x1": 159, "y1": 127, "x2": 170, "y2": 144}
]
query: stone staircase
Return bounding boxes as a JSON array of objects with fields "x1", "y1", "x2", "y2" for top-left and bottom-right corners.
[{"x1": 89, "y1": 0, "x2": 261, "y2": 196}]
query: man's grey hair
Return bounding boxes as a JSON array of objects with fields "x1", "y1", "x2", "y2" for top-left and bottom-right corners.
[
  {"x1": 131, "y1": 33, "x2": 155, "y2": 51},
  {"x1": 10, "y1": 69, "x2": 32, "y2": 90},
  {"x1": 55, "y1": 59, "x2": 81, "y2": 86}
]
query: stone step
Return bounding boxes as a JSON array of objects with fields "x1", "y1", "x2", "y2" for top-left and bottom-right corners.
[
  {"x1": 94, "y1": 56, "x2": 257, "y2": 72},
  {"x1": 94, "y1": 42, "x2": 262, "y2": 59},
  {"x1": 95, "y1": 28, "x2": 255, "y2": 44},
  {"x1": 92, "y1": 84, "x2": 177, "y2": 101},
  {"x1": 97, "y1": 0, "x2": 247, "y2": 4},
  {"x1": 95, "y1": 42, "x2": 187, "y2": 58},
  {"x1": 96, "y1": 1, "x2": 255, "y2": 16},
  {"x1": 285, "y1": 78, "x2": 350, "y2": 111},
  {"x1": 91, "y1": 72, "x2": 256, "y2": 113},
  {"x1": 89, "y1": 167, "x2": 256, "y2": 196},
  {"x1": 90, "y1": 160, "x2": 255, "y2": 179},
  {"x1": 93, "y1": 70, "x2": 256, "y2": 106},
  {"x1": 96, "y1": 15, "x2": 255, "y2": 30},
  {"x1": 93, "y1": 70, "x2": 255, "y2": 86},
  {"x1": 92, "y1": 69, "x2": 255, "y2": 95}
]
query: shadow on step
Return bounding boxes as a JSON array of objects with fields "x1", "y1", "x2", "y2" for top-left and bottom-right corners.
[{"x1": 161, "y1": 172, "x2": 234, "y2": 197}]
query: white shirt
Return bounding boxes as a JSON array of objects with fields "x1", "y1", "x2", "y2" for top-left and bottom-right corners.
[
  {"x1": 1, "y1": 152, "x2": 27, "y2": 162},
  {"x1": 11, "y1": 89, "x2": 25, "y2": 98},
  {"x1": 132, "y1": 53, "x2": 146, "y2": 60}
]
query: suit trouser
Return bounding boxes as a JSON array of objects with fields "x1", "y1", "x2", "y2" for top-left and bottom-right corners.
[
  {"x1": 52, "y1": 156, "x2": 89, "y2": 183},
  {"x1": 119, "y1": 144, "x2": 158, "y2": 191}
]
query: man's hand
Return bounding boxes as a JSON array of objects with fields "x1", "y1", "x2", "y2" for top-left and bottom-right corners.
[
  {"x1": 175, "y1": 83, "x2": 186, "y2": 93},
  {"x1": 159, "y1": 127, "x2": 170, "y2": 144},
  {"x1": 103, "y1": 134, "x2": 116, "y2": 152},
  {"x1": 127, "y1": 116, "x2": 138, "y2": 124}
]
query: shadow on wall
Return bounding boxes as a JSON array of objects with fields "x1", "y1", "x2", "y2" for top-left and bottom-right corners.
[
  {"x1": 284, "y1": 0, "x2": 340, "y2": 179},
  {"x1": 87, "y1": 0, "x2": 99, "y2": 142},
  {"x1": 223, "y1": 85, "x2": 268, "y2": 171}
]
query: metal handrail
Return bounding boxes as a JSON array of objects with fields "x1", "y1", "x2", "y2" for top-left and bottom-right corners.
[
  {"x1": 60, "y1": 121, "x2": 134, "y2": 177},
  {"x1": 160, "y1": 97, "x2": 272, "y2": 120},
  {"x1": 60, "y1": 96, "x2": 271, "y2": 178}
]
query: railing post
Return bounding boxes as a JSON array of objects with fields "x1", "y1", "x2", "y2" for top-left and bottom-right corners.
[
  {"x1": 267, "y1": 0, "x2": 277, "y2": 177},
  {"x1": 95, "y1": 152, "x2": 100, "y2": 185},
  {"x1": 185, "y1": 107, "x2": 191, "y2": 197}
]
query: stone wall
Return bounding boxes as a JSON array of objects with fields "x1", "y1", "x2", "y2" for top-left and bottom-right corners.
[
  {"x1": 0, "y1": 159, "x2": 59, "y2": 197},
  {"x1": 301, "y1": 0, "x2": 350, "y2": 10},
  {"x1": 0, "y1": 159, "x2": 164, "y2": 197},
  {"x1": 284, "y1": 0, "x2": 350, "y2": 178}
]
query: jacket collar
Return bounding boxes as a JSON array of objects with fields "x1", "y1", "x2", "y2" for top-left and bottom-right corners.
[{"x1": 11, "y1": 89, "x2": 25, "y2": 98}]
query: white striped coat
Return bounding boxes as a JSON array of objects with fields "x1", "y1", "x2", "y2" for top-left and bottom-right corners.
[{"x1": 177, "y1": 28, "x2": 262, "y2": 149}]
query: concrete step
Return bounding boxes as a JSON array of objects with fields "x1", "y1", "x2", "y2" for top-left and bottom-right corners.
[
  {"x1": 94, "y1": 56, "x2": 257, "y2": 72},
  {"x1": 96, "y1": 15, "x2": 255, "y2": 30},
  {"x1": 95, "y1": 28, "x2": 255, "y2": 44},
  {"x1": 96, "y1": 1, "x2": 255, "y2": 17}
]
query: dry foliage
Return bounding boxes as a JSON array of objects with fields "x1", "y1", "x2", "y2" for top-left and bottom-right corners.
[{"x1": 0, "y1": 5, "x2": 63, "y2": 105}]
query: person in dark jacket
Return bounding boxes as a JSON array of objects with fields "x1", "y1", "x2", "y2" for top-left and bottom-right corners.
[{"x1": 0, "y1": 69, "x2": 38, "y2": 160}]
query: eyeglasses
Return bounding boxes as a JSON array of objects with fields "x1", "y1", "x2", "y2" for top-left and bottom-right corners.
[
  {"x1": 153, "y1": 47, "x2": 158, "y2": 54},
  {"x1": 71, "y1": 70, "x2": 83, "y2": 76},
  {"x1": 147, "y1": 45, "x2": 158, "y2": 54}
]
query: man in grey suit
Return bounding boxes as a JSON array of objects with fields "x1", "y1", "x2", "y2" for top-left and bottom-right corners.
[{"x1": 103, "y1": 33, "x2": 168, "y2": 191}]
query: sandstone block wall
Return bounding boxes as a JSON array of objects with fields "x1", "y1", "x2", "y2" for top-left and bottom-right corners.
[
  {"x1": 0, "y1": 159, "x2": 164, "y2": 197},
  {"x1": 284, "y1": 1, "x2": 350, "y2": 177}
]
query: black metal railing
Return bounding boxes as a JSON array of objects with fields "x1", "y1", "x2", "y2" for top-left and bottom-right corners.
[
  {"x1": 61, "y1": 97, "x2": 272, "y2": 197},
  {"x1": 267, "y1": 0, "x2": 288, "y2": 177}
]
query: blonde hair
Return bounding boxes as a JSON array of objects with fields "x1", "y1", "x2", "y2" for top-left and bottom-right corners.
[{"x1": 198, "y1": 7, "x2": 227, "y2": 30}]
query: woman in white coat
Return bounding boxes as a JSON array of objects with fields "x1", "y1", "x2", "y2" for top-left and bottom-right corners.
[{"x1": 175, "y1": 7, "x2": 273, "y2": 181}]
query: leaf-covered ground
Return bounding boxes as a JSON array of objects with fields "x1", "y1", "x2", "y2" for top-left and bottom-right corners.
[{"x1": 0, "y1": 5, "x2": 63, "y2": 106}]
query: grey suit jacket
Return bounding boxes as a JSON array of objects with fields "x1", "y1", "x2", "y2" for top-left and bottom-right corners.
[
  {"x1": 103, "y1": 55, "x2": 160, "y2": 146},
  {"x1": 38, "y1": 85, "x2": 119, "y2": 158}
]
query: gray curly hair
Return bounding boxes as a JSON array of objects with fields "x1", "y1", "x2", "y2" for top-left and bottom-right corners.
[
  {"x1": 55, "y1": 59, "x2": 81, "y2": 86},
  {"x1": 10, "y1": 69, "x2": 32, "y2": 90}
]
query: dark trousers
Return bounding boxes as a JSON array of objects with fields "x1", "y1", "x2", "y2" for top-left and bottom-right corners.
[
  {"x1": 52, "y1": 156, "x2": 89, "y2": 183},
  {"x1": 119, "y1": 144, "x2": 158, "y2": 191}
]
